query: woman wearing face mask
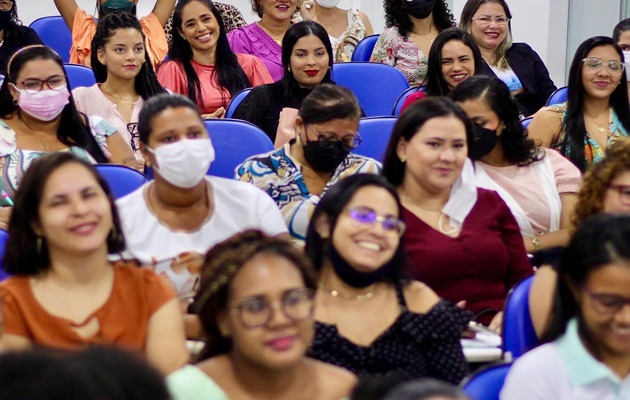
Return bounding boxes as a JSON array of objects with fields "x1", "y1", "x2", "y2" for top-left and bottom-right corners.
[
  {"x1": 116, "y1": 94, "x2": 287, "y2": 336},
  {"x1": 529, "y1": 138, "x2": 630, "y2": 338},
  {"x1": 613, "y1": 19, "x2": 630, "y2": 104},
  {"x1": 232, "y1": 21, "x2": 335, "y2": 145},
  {"x1": 370, "y1": 0, "x2": 456, "y2": 87},
  {"x1": 54, "y1": 0, "x2": 174, "y2": 69},
  {"x1": 301, "y1": 0, "x2": 374, "y2": 62},
  {"x1": 459, "y1": 0, "x2": 556, "y2": 117},
  {"x1": 236, "y1": 84, "x2": 380, "y2": 242},
  {"x1": 168, "y1": 230, "x2": 357, "y2": 400},
  {"x1": 0, "y1": 45, "x2": 132, "y2": 229},
  {"x1": 382, "y1": 97, "x2": 533, "y2": 331},
  {"x1": 501, "y1": 213, "x2": 630, "y2": 400},
  {"x1": 305, "y1": 173, "x2": 472, "y2": 381},
  {"x1": 0, "y1": 0, "x2": 42, "y2": 76},
  {"x1": 450, "y1": 76, "x2": 581, "y2": 253}
]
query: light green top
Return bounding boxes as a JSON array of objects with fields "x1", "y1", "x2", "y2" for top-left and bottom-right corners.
[{"x1": 167, "y1": 365, "x2": 228, "y2": 400}]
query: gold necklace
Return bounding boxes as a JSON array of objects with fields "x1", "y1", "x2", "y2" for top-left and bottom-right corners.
[
  {"x1": 319, "y1": 9, "x2": 339, "y2": 33},
  {"x1": 101, "y1": 84, "x2": 135, "y2": 102},
  {"x1": 587, "y1": 108, "x2": 612, "y2": 134},
  {"x1": 34, "y1": 132, "x2": 56, "y2": 151},
  {"x1": 321, "y1": 284, "x2": 377, "y2": 301}
]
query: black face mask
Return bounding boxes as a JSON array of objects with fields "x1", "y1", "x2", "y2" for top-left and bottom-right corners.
[
  {"x1": 99, "y1": 0, "x2": 137, "y2": 17},
  {"x1": 302, "y1": 138, "x2": 349, "y2": 173},
  {"x1": 405, "y1": 0, "x2": 436, "y2": 19},
  {"x1": 329, "y1": 244, "x2": 396, "y2": 288},
  {"x1": 0, "y1": 10, "x2": 11, "y2": 31},
  {"x1": 470, "y1": 124, "x2": 499, "y2": 160}
]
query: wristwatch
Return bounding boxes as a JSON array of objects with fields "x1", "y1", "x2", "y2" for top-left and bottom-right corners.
[{"x1": 532, "y1": 237, "x2": 542, "y2": 250}]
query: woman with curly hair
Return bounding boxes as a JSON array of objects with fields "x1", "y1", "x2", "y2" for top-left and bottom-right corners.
[
  {"x1": 370, "y1": 0, "x2": 455, "y2": 86},
  {"x1": 529, "y1": 138, "x2": 630, "y2": 337}
]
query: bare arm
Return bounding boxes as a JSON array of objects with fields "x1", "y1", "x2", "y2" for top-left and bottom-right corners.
[
  {"x1": 359, "y1": 11, "x2": 374, "y2": 37},
  {"x1": 527, "y1": 107, "x2": 563, "y2": 148},
  {"x1": 0, "y1": 333, "x2": 32, "y2": 351},
  {"x1": 0, "y1": 207, "x2": 11, "y2": 231},
  {"x1": 53, "y1": 0, "x2": 79, "y2": 30},
  {"x1": 151, "y1": 0, "x2": 177, "y2": 27},
  {"x1": 529, "y1": 265, "x2": 557, "y2": 337},
  {"x1": 145, "y1": 298, "x2": 189, "y2": 375},
  {"x1": 105, "y1": 132, "x2": 140, "y2": 170},
  {"x1": 523, "y1": 192, "x2": 578, "y2": 252}
]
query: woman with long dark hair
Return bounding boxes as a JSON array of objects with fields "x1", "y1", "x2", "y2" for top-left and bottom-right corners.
[
  {"x1": 529, "y1": 36, "x2": 630, "y2": 172},
  {"x1": 74, "y1": 12, "x2": 166, "y2": 170},
  {"x1": 370, "y1": 0, "x2": 456, "y2": 86},
  {"x1": 158, "y1": 0, "x2": 272, "y2": 118},
  {"x1": 0, "y1": 0, "x2": 42, "y2": 75},
  {"x1": 232, "y1": 20, "x2": 334, "y2": 144}
]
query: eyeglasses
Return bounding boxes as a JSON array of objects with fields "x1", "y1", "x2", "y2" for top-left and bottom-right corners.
[
  {"x1": 16, "y1": 75, "x2": 68, "y2": 94},
  {"x1": 471, "y1": 15, "x2": 510, "y2": 26},
  {"x1": 231, "y1": 288, "x2": 314, "y2": 328},
  {"x1": 127, "y1": 122, "x2": 140, "y2": 151},
  {"x1": 308, "y1": 127, "x2": 362, "y2": 152},
  {"x1": 608, "y1": 184, "x2": 630, "y2": 206},
  {"x1": 582, "y1": 57, "x2": 625, "y2": 75},
  {"x1": 582, "y1": 287, "x2": 630, "y2": 316},
  {"x1": 0, "y1": 1, "x2": 12, "y2": 11},
  {"x1": 347, "y1": 206, "x2": 406, "y2": 236}
]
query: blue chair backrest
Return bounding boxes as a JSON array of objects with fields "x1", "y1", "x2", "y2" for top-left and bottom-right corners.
[
  {"x1": 95, "y1": 164, "x2": 149, "y2": 199},
  {"x1": 503, "y1": 275, "x2": 537, "y2": 358},
  {"x1": 332, "y1": 63, "x2": 410, "y2": 117},
  {"x1": 351, "y1": 34, "x2": 379, "y2": 62},
  {"x1": 392, "y1": 86, "x2": 423, "y2": 115},
  {"x1": 29, "y1": 16, "x2": 72, "y2": 63},
  {"x1": 353, "y1": 117, "x2": 397, "y2": 162},
  {"x1": 521, "y1": 116, "x2": 534, "y2": 129},
  {"x1": 546, "y1": 86, "x2": 568, "y2": 106},
  {"x1": 65, "y1": 63, "x2": 97, "y2": 89},
  {"x1": 0, "y1": 229, "x2": 8, "y2": 282},
  {"x1": 204, "y1": 119, "x2": 274, "y2": 178},
  {"x1": 461, "y1": 362, "x2": 512, "y2": 400},
  {"x1": 225, "y1": 87, "x2": 252, "y2": 118}
]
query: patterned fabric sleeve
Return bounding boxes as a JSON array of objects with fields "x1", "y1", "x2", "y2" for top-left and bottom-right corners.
[
  {"x1": 369, "y1": 28, "x2": 397, "y2": 66},
  {"x1": 87, "y1": 115, "x2": 117, "y2": 159}
]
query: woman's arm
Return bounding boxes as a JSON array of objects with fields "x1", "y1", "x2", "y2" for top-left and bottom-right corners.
[
  {"x1": 151, "y1": 0, "x2": 177, "y2": 27},
  {"x1": 369, "y1": 31, "x2": 395, "y2": 65},
  {"x1": 105, "y1": 132, "x2": 140, "y2": 170},
  {"x1": 145, "y1": 298, "x2": 189, "y2": 375},
  {"x1": 359, "y1": 11, "x2": 374, "y2": 37},
  {"x1": 523, "y1": 192, "x2": 578, "y2": 252},
  {"x1": 53, "y1": 0, "x2": 78, "y2": 30},
  {"x1": 529, "y1": 265, "x2": 557, "y2": 338},
  {"x1": 527, "y1": 107, "x2": 563, "y2": 148}
]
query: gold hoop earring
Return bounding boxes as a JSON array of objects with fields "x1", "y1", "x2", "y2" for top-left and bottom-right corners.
[{"x1": 399, "y1": 155, "x2": 407, "y2": 163}]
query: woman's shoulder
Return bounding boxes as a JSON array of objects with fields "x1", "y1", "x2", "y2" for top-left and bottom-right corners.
[
  {"x1": 167, "y1": 364, "x2": 228, "y2": 400},
  {"x1": 308, "y1": 358, "x2": 357, "y2": 399},
  {"x1": 402, "y1": 280, "x2": 440, "y2": 314}
]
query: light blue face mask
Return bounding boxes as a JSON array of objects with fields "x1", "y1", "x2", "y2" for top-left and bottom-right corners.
[{"x1": 99, "y1": 0, "x2": 136, "y2": 16}]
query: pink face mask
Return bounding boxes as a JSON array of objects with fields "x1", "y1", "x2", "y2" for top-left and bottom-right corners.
[{"x1": 13, "y1": 85, "x2": 70, "y2": 121}]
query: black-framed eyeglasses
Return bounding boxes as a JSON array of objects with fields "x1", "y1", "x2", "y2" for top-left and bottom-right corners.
[
  {"x1": 582, "y1": 287, "x2": 630, "y2": 316},
  {"x1": 471, "y1": 15, "x2": 510, "y2": 26},
  {"x1": 608, "y1": 184, "x2": 630, "y2": 206},
  {"x1": 582, "y1": 57, "x2": 625, "y2": 75},
  {"x1": 17, "y1": 74, "x2": 68, "y2": 94},
  {"x1": 127, "y1": 122, "x2": 140, "y2": 152},
  {"x1": 307, "y1": 127, "x2": 362, "y2": 152},
  {"x1": 347, "y1": 206, "x2": 406, "y2": 236},
  {"x1": 231, "y1": 288, "x2": 315, "y2": 328}
]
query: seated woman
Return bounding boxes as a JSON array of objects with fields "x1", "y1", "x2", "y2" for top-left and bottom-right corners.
[
  {"x1": 236, "y1": 84, "x2": 380, "y2": 241},
  {"x1": 401, "y1": 27, "x2": 483, "y2": 112},
  {"x1": 74, "y1": 12, "x2": 166, "y2": 170},
  {"x1": 0, "y1": 152, "x2": 188, "y2": 376},
  {"x1": 116, "y1": 93, "x2": 287, "y2": 308},
  {"x1": 0, "y1": 0, "x2": 42, "y2": 75},
  {"x1": 53, "y1": 0, "x2": 173, "y2": 68},
  {"x1": 528, "y1": 36, "x2": 630, "y2": 172},
  {"x1": 382, "y1": 97, "x2": 533, "y2": 330},
  {"x1": 529, "y1": 138, "x2": 630, "y2": 337},
  {"x1": 0, "y1": 45, "x2": 134, "y2": 226},
  {"x1": 370, "y1": 0, "x2": 456, "y2": 87},
  {"x1": 459, "y1": 0, "x2": 556, "y2": 116},
  {"x1": 613, "y1": 18, "x2": 630, "y2": 100},
  {"x1": 228, "y1": 0, "x2": 300, "y2": 82},
  {"x1": 450, "y1": 76, "x2": 581, "y2": 252},
  {"x1": 158, "y1": 0, "x2": 272, "y2": 119},
  {"x1": 305, "y1": 173, "x2": 472, "y2": 381},
  {"x1": 232, "y1": 20, "x2": 334, "y2": 145},
  {"x1": 301, "y1": 0, "x2": 374, "y2": 62},
  {"x1": 168, "y1": 230, "x2": 357, "y2": 400},
  {"x1": 501, "y1": 214, "x2": 630, "y2": 399}
]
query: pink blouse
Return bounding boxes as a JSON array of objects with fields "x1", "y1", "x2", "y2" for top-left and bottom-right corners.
[{"x1": 228, "y1": 23, "x2": 284, "y2": 82}]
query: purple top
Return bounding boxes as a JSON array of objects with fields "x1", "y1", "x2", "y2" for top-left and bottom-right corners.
[{"x1": 228, "y1": 22, "x2": 284, "y2": 82}]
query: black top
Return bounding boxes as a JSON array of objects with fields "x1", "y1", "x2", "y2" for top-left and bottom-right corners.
[
  {"x1": 481, "y1": 42, "x2": 557, "y2": 117},
  {"x1": 232, "y1": 81, "x2": 312, "y2": 143},
  {"x1": 0, "y1": 25, "x2": 43, "y2": 76},
  {"x1": 308, "y1": 285, "x2": 473, "y2": 384}
]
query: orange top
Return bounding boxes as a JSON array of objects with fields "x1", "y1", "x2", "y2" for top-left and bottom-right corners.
[
  {"x1": 70, "y1": 8, "x2": 168, "y2": 70},
  {"x1": 0, "y1": 263, "x2": 175, "y2": 351}
]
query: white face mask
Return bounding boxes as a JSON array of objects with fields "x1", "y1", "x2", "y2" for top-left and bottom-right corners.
[
  {"x1": 315, "y1": 0, "x2": 341, "y2": 8},
  {"x1": 148, "y1": 138, "x2": 215, "y2": 188},
  {"x1": 623, "y1": 50, "x2": 630, "y2": 81}
]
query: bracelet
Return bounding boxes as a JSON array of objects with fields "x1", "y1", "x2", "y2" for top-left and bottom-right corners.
[{"x1": 532, "y1": 237, "x2": 542, "y2": 250}]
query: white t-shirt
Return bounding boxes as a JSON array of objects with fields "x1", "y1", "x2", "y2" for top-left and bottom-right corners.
[{"x1": 116, "y1": 176, "x2": 288, "y2": 298}]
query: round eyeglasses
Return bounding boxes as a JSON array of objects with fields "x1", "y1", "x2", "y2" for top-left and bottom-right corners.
[
  {"x1": 231, "y1": 288, "x2": 315, "y2": 328},
  {"x1": 582, "y1": 287, "x2": 630, "y2": 316},
  {"x1": 582, "y1": 57, "x2": 625, "y2": 75},
  {"x1": 608, "y1": 184, "x2": 630, "y2": 206},
  {"x1": 16, "y1": 75, "x2": 68, "y2": 94},
  {"x1": 346, "y1": 206, "x2": 406, "y2": 236}
]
